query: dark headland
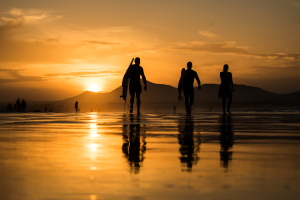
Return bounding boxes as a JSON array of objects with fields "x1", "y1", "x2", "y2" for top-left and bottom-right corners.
[{"x1": 1, "y1": 80, "x2": 299, "y2": 112}]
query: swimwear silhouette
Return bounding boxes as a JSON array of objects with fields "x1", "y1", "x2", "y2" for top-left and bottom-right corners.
[
  {"x1": 178, "y1": 62, "x2": 201, "y2": 115},
  {"x1": 125, "y1": 57, "x2": 147, "y2": 114},
  {"x1": 218, "y1": 64, "x2": 235, "y2": 115}
]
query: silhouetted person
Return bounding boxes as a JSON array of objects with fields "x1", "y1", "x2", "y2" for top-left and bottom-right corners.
[
  {"x1": 218, "y1": 115, "x2": 234, "y2": 170},
  {"x1": 75, "y1": 101, "x2": 79, "y2": 112},
  {"x1": 21, "y1": 99, "x2": 27, "y2": 111},
  {"x1": 7, "y1": 103, "x2": 13, "y2": 112},
  {"x1": 16, "y1": 98, "x2": 20, "y2": 111},
  {"x1": 218, "y1": 64, "x2": 235, "y2": 115},
  {"x1": 177, "y1": 116, "x2": 201, "y2": 172},
  {"x1": 122, "y1": 115, "x2": 146, "y2": 174},
  {"x1": 128, "y1": 57, "x2": 147, "y2": 114},
  {"x1": 178, "y1": 62, "x2": 201, "y2": 115}
]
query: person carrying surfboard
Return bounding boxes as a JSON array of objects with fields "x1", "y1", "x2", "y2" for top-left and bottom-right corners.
[
  {"x1": 178, "y1": 61, "x2": 201, "y2": 115},
  {"x1": 121, "y1": 57, "x2": 147, "y2": 114}
]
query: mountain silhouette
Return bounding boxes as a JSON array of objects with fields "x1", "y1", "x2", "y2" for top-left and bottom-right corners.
[
  {"x1": 60, "y1": 80, "x2": 291, "y2": 104},
  {"x1": 61, "y1": 81, "x2": 177, "y2": 104},
  {"x1": 1, "y1": 80, "x2": 299, "y2": 112}
]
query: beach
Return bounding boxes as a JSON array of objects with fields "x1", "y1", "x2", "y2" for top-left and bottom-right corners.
[{"x1": 0, "y1": 112, "x2": 299, "y2": 200}]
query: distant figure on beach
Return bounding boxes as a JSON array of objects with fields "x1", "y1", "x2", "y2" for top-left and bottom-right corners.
[
  {"x1": 178, "y1": 62, "x2": 201, "y2": 115},
  {"x1": 122, "y1": 57, "x2": 147, "y2": 114},
  {"x1": 218, "y1": 64, "x2": 235, "y2": 115},
  {"x1": 16, "y1": 98, "x2": 20, "y2": 111},
  {"x1": 7, "y1": 103, "x2": 13, "y2": 112},
  {"x1": 75, "y1": 101, "x2": 78, "y2": 112},
  {"x1": 21, "y1": 100, "x2": 27, "y2": 111}
]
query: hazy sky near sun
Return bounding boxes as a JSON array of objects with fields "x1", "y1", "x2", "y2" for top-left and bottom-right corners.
[{"x1": 0, "y1": 0, "x2": 300, "y2": 100}]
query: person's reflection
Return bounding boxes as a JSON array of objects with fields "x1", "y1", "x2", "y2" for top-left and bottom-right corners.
[
  {"x1": 218, "y1": 115, "x2": 234, "y2": 170},
  {"x1": 178, "y1": 116, "x2": 201, "y2": 172},
  {"x1": 122, "y1": 114, "x2": 146, "y2": 174}
]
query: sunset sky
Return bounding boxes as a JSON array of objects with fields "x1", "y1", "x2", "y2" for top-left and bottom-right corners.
[{"x1": 0, "y1": 0, "x2": 299, "y2": 101}]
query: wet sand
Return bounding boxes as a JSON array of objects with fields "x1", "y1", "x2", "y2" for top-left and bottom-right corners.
[{"x1": 0, "y1": 112, "x2": 299, "y2": 200}]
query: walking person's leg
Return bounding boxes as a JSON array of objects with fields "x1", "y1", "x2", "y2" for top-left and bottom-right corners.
[
  {"x1": 183, "y1": 89, "x2": 189, "y2": 114},
  {"x1": 136, "y1": 92, "x2": 141, "y2": 114},
  {"x1": 222, "y1": 96, "x2": 226, "y2": 115},
  {"x1": 189, "y1": 89, "x2": 194, "y2": 114},
  {"x1": 130, "y1": 91, "x2": 135, "y2": 113},
  {"x1": 227, "y1": 95, "x2": 232, "y2": 114}
]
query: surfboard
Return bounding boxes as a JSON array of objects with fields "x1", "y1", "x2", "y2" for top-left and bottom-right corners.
[
  {"x1": 120, "y1": 58, "x2": 134, "y2": 102},
  {"x1": 178, "y1": 68, "x2": 186, "y2": 102}
]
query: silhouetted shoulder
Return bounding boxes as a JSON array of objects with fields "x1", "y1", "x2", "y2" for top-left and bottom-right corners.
[
  {"x1": 139, "y1": 66, "x2": 144, "y2": 74},
  {"x1": 132, "y1": 65, "x2": 142, "y2": 71},
  {"x1": 130, "y1": 65, "x2": 143, "y2": 72},
  {"x1": 220, "y1": 71, "x2": 232, "y2": 77},
  {"x1": 190, "y1": 69, "x2": 198, "y2": 76}
]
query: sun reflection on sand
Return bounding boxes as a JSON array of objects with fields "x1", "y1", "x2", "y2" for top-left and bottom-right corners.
[
  {"x1": 89, "y1": 143, "x2": 98, "y2": 152},
  {"x1": 87, "y1": 119, "x2": 101, "y2": 172},
  {"x1": 90, "y1": 123, "x2": 98, "y2": 138},
  {"x1": 90, "y1": 166, "x2": 97, "y2": 170},
  {"x1": 89, "y1": 113, "x2": 98, "y2": 122}
]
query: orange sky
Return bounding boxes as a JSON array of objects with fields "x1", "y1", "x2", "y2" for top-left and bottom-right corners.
[{"x1": 0, "y1": 0, "x2": 300, "y2": 100}]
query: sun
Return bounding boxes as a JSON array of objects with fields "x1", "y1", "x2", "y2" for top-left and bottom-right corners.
[{"x1": 88, "y1": 84, "x2": 99, "y2": 93}]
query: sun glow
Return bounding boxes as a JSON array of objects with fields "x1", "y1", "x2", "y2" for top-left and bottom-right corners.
[{"x1": 88, "y1": 84, "x2": 99, "y2": 93}]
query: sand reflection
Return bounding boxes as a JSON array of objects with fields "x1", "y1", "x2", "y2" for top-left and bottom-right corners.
[
  {"x1": 88, "y1": 117, "x2": 100, "y2": 170},
  {"x1": 122, "y1": 114, "x2": 147, "y2": 174},
  {"x1": 177, "y1": 116, "x2": 201, "y2": 172},
  {"x1": 88, "y1": 122, "x2": 100, "y2": 158},
  {"x1": 218, "y1": 115, "x2": 234, "y2": 170},
  {"x1": 89, "y1": 123, "x2": 98, "y2": 138},
  {"x1": 1, "y1": 113, "x2": 300, "y2": 199}
]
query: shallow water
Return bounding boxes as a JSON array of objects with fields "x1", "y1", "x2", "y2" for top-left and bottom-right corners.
[{"x1": 0, "y1": 112, "x2": 300, "y2": 200}]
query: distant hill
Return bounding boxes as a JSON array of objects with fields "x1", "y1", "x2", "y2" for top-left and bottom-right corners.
[
  {"x1": 60, "y1": 80, "x2": 292, "y2": 104},
  {"x1": 1, "y1": 80, "x2": 299, "y2": 112},
  {"x1": 281, "y1": 90, "x2": 300, "y2": 100},
  {"x1": 60, "y1": 81, "x2": 177, "y2": 104}
]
